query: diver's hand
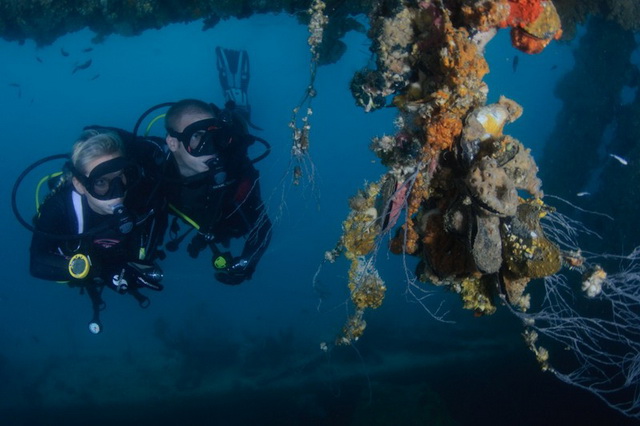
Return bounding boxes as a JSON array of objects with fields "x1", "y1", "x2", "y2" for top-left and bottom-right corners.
[
  {"x1": 215, "y1": 257, "x2": 254, "y2": 285},
  {"x1": 228, "y1": 258, "x2": 253, "y2": 278},
  {"x1": 124, "y1": 261, "x2": 164, "y2": 291},
  {"x1": 103, "y1": 262, "x2": 164, "y2": 292}
]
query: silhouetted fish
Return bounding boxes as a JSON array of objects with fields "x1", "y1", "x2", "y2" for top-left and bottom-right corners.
[
  {"x1": 60, "y1": 47, "x2": 69, "y2": 57},
  {"x1": 82, "y1": 47, "x2": 93, "y2": 52},
  {"x1": 551, "y1": 64, "x2": 558, "y2": 70},
  {"x1": 512, "y1": 54, "x2": 519, "y2": 72},
  {"x1": 89, "y1": 74, "x2": 100, "y2": 81},
  {"x1": 72, "y1": 59, "x2": 92, "y2": 74},
  {"x1": 9, "y1": 82, "x2": 20, "y2": 87},
  {"x1": 36, "y1": 56, "x2": 43, "y2": 63}
]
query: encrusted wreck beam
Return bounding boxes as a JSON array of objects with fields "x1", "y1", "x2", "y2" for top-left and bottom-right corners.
[
  {"x1": 2, "y1": 0, "x2": 638, "y2": 48},
  {"x1": 0, "y1": 0, "x2": 374, "y2": 46}
]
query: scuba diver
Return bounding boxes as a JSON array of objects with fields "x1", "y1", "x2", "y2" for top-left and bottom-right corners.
[
  {"x1": 26, "y1": 129, "x2": 167, "y2": 334},
  {"x1": 163, "y1": 47, "x2": 272, "y2": 285}
]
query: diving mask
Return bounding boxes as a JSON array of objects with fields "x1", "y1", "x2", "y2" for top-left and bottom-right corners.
[
  {"x1": 167, "y1": 118, "x2": 226, "y2": 157},
  {"x1": 71, "y1": 156, "x2": 140, "y2": 201}
]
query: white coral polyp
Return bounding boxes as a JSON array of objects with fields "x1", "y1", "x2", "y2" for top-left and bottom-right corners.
[{"x1": 582, "y1": 277, "x2": 603, "y2": 298}]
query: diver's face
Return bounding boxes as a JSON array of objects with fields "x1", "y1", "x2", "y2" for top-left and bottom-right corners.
[
  {"x1": 72, "y1": 154, "x2": 126, "y2": 215},
  {"x1": 166, "y1": 112, "x2": 216, "y2": 177}
]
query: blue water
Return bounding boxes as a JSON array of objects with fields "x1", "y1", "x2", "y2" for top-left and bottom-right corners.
[{"x1": 0, "y1": 14, "x2": 634, "y2": 425}]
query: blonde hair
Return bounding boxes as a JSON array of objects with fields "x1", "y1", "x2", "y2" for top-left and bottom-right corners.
[{"x1": 71, "y1": 130, "x2": 123, "y2": 175}]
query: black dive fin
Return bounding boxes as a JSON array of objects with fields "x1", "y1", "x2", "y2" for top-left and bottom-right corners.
[{"x1": 216, "y1": 47, "x2": 250, "y2": 113}]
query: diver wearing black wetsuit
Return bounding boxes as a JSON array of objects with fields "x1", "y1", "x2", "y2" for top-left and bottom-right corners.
[
  {"x1": 161, "y1": 48, "x2": 271, "y2": 285},
  {"x1": 164, "y1": 98, "x2": 272, "y2": 285},
  {"x1": 29, "y1": 129, "x2": 167, "y2": 334}
]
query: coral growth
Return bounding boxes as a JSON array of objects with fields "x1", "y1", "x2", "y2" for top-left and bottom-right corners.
[
  {"x1": 581, "y1": 265, "x2": 606, "y2": 298},
  {"x1": 337, "y1": 309, "x2": 367, "y2": 345},
  {"x1": 336, "y1": 259, "x2": 386, "y2": 346},
  {"x1": 342, "y1": 182, "x2": 382, "y2": 259},
  {"x1": 461, "y1": 0, "x2": 563, "y2": 53},
  {"x1": 499, "y1": 0, "x2": 563, "y2": 53},
  {"x1": 350, "y1": 6, "x2": 415, "y2": 112},
  {"x1": 466, "y1": 157, "x2": 518, "y2": 217},
  {"x1": 502, "y1": 199, "x2": 562, "y2": 280},
  {"x1": 349, "y1": 259, "x2": 386, "y2": 310},
  {"x1": 338, "y1": 0, "x2": 563, "y2": 345},
  {"x1": 459, "y1": 276, "x2": 497, "y2": 315}
]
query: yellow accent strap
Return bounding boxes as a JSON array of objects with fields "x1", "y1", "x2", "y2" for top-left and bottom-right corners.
[
  {"x1": 168, "y1": 203, "x2": 201, "y2": 230},
  {"x1": 35, "y1": 171, "x2": 63, "y2": 211},
  {"x1": 145, "y1": 113, "x2": 166, "y2": 136}
]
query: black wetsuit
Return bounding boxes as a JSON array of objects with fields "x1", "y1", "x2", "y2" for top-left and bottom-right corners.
[
  {"x1": 30, "y1": 180, "x2": 166, "y2": 330},
  {"x1": 29, "y1": 130, "x2": 168, "y2": 327},
  {"x1": 165, "y1": 125, "x2": 272, "y2": 281},
  {"x1": 30, "y1": 184, "x2": 155, "y2": 282}
]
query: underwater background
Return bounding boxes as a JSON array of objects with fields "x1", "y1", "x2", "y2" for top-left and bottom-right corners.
[{"x1": 1, "y1": 10, "x2": 638, "y2": 426}]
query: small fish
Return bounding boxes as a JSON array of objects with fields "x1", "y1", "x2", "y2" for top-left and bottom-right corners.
[
  {"x1": 576, "y1": 192, "x2": 590, "y2": 197},
  {"x1": 72, "y1": 59, "x2": 92, "y2": 74},
  {"x1": 82, "y1": 47, "x2": 93, "y2": 52},
  {"x1": 60, "y1": 47, "x2": 69, "y2": 57},
  {"x1": 36, "y1": 56, "x2": 43, "y2": 63},
  {"x1": 9, "y1": 82, "x2": 20, "y2": 87},
  {"x1": 551, "y1": 64, "x2": 558, "y2": 70},
  {"x1": 89, "y1": 74, "x2": 100, "y2": 81},
  {"x1": 512, "y1": 54, "x2": 519, "y2": 72},
  {"x1": 609, "y1": 153, "x2": 628, "y2": 166}
]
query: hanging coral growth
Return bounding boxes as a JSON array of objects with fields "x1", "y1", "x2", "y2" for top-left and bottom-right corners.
[
  {"x1": 334, "y1": 1, "x2": 640, "y2": 419},
  {"x1": 338, "y1": 0, "x2": 561, "y2": 342},
  {"x1": 337, "y1": 0, "x2": 565, "y2": 344},
  {"x1": 288, "y1": 0, "x2": 328, "y2": 188}
]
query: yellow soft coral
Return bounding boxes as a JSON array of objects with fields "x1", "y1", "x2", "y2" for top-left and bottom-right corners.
[
  {"x1": 348, "y1": 259, "x2": 386, "y2": 310},
  {"x1": 342, "y1": 182, "x2": 382, "y2": 259},
  {"x1": 459, "y1": 277, "x2": 497, "y2": 315}
]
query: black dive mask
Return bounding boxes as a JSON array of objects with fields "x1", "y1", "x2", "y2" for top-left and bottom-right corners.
[
  {"x1": 71, "y1": 156, "x2": 140, "y2": 201},
  {"x1": 167, "y1": 118, "x2": 223, "y2": 157}
]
